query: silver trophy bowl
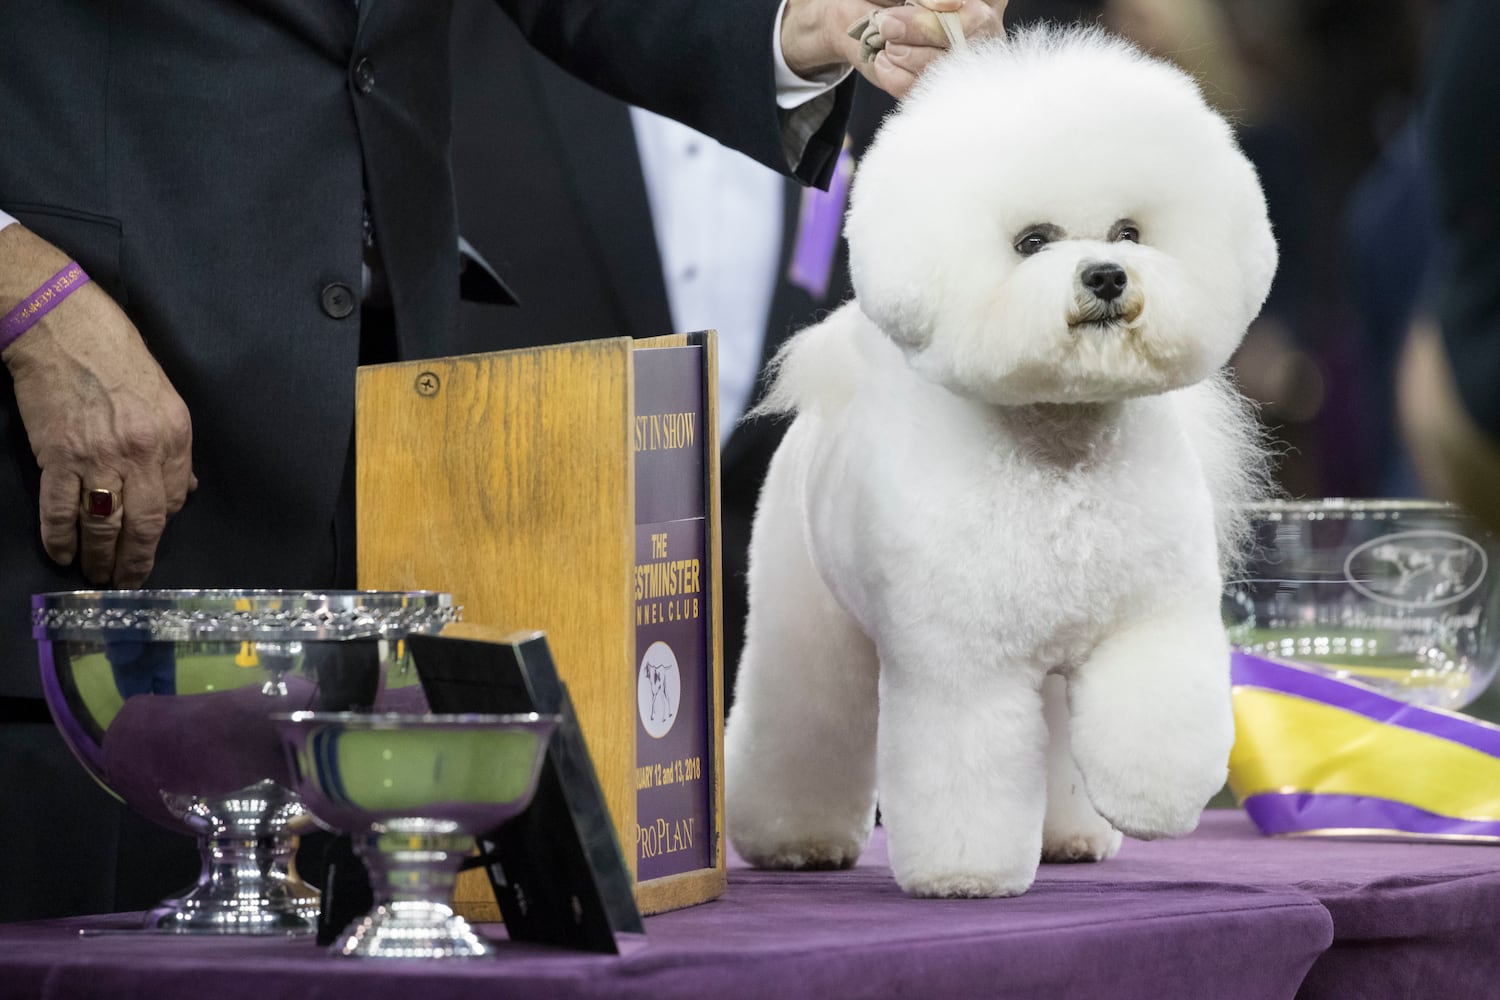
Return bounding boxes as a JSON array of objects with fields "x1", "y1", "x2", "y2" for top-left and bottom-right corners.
[
  {"x1": 1224, "y1": 499, "x2": 1500, "y2": 708},
  {"x1": 274, "y1": 711, "x2": 558, "y2": 958},
  {"x1": 33, "y1": 589, "x2": 458, "y2": 934}
]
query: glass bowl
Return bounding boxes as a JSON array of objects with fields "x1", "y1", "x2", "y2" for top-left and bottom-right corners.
[
  {"x1": 33, "y1": 589, "x2": 457, "y2": 934},
  {"x1": 1223, "y1": 499, "x2": 1500, "y2": 709}
]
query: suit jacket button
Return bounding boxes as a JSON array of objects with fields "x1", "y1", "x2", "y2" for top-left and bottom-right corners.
[
  {"x1": 353, "y1": 58, "x2": 375, "y2": 95},
  {"x1": 321, "y1": 283, "x2": 356, "y2": 319}
]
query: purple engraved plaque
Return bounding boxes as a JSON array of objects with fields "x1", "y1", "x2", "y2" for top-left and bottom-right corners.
[{"x1": 634, "y1": 345, "x2": 714, "y2": 880}]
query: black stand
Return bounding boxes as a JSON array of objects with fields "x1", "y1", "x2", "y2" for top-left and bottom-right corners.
[{"x1": 418, "y1": 631, "x2": 643, "y2": 951}]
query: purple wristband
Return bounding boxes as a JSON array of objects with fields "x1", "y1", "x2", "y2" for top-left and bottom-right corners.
[{"x1": 0, "y1": 261, "x2": 92, "y2": 353}]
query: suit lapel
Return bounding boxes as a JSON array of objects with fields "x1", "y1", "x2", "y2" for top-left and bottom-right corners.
[
  {"x1": 759, "y1": 82, "x2": 893, "y2": 375},
  {"x1": 532, "y1": 63, "x2": 673, "y2": 341},
  {"x1": 720, "y1": 181, "x2": 819, "y2": 470},
  {"x1": 764, "y1": 181, "x2": 819, "y2": 365}
]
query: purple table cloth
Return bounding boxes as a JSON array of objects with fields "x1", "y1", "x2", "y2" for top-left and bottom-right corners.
[
  {"x1": 1, "y1": 811, "x2": 1493, "y2": 1000},
  {"x1": 1113, "y1": 812, "x2": 1500, "y2": 1000}
]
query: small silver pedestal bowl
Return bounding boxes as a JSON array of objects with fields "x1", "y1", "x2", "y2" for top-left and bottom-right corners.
[
  {"x1": 274, "y1": 712, "x2": 558, "y2": 958},
  {"x1": 33, "y1": 589, "x2": 457, "y2": 934},
  {"x1": 1224, "y1": 500, "x2": 1500, "y2": 708}
]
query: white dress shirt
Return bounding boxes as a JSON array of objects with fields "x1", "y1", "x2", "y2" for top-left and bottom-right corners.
[{"x1": 632, "y1": 109, "x2": 785, "y2": 445}]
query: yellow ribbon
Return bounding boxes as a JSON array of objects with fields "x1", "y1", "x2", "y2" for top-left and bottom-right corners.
[{"x1": 1229, "y1": 685, "x2": 1500, "y2": 822}]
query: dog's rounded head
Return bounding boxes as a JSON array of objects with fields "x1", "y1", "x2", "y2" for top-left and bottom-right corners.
[{"x1": 846, "y1": 26, "x2": 1278, "y2": 404}]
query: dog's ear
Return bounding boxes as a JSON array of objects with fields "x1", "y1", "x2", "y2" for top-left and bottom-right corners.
[
  {"x1": 841, "y1": 85, "x2": 954, "y2": 358},
  {"x1": 849, "y1": 274, "x2": 934, "y2": 354},
  {"x1": 1233, "y1": 180, "x2": 1279, "y2": 327},
  {"x1": 844, "y1": 168, "x2": 945, "y2": 356}
]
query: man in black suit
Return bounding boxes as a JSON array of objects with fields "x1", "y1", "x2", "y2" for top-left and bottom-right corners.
[
  {"x1": 448, "y1": 2, "x2": 897, "y2": 698},
  {"x1": 0, "y1": 0, "x2": 1003, "y2": 921}
]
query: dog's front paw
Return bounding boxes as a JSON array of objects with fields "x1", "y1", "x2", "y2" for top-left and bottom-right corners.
[
  {"x1": 897, "y1": 867, "x2": 1036, "y2": 899},
  {"x1": 735, "y1": 834, "x2": 864, "y2": 871},
  {"x1": 1041, "y1": 826, "x2": 1122, "y2": 863},
  {"x1": 1087, "y1": 773, "x2": 1217, "y2": 840}
]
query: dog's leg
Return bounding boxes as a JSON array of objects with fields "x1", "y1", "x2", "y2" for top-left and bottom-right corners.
[
  {"x1": 1040, "y1": 673, "x2": 1122, "y2": 862},
  {"x1": 725, "y1": 445, "x2": 879, "y2": 871},
  {"x1": 1065, "y1": 599, "x2": 1233, "y2": 839},
  {"x1": 879, "y1": 646, "x2": 1048, "y2": 897}
]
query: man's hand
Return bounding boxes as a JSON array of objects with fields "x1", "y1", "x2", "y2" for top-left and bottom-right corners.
[
  {"x1": 783, "y1": 0, "x2": 1007, "y2": 99},
  {"x1": 1, "y1": 226, "x2": 196, "y2": 587}
]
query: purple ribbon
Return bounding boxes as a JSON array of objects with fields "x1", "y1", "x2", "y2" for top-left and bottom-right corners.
[
  {"x1": 1243, "y1": 791, "x2": 1500, "y2": 840},
  {"x1": 788, "y1": 144, "x2": 854, "y2": 300},
  {"x1": 0, "y1": 260, "x2": 91, "y2": 352}
]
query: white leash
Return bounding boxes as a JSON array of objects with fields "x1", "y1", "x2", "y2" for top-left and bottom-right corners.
[
  {"x1": 936, "y1": 10, "x2": 969, "y2": 53},
  {"x1": 851, "y1": 2, "x2": 973, "y2": 63}
]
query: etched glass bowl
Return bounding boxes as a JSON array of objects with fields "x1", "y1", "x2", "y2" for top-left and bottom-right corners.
[
  {"x1": 33, "y1": 589, "x2": 457, "y2": 934},
  {"x1": 1223, "y1": 500, "x2": 1500, "y2": 708},
  {"x1": 274, "y1": 711, "x2": 558, "y2": 958}
]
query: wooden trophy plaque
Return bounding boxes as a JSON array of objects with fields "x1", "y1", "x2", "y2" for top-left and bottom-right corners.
[{"x1": 355, "y1": 333, "x2": 725, "y2": 916}]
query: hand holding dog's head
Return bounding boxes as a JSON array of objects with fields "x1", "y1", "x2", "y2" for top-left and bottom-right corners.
[{"x1": 846, "y1": 27, "x2": 1277, "y2": 405}]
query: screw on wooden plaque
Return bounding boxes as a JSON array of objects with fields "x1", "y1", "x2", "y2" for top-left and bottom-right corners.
[{"x1": 415, "y1": 372, "x2": 441, "y2": 397}]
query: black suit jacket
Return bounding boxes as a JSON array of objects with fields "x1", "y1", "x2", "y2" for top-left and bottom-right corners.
[
  {"x1": 448, "y1": 0, "x2": 891, "y2": 689},
  {"x1": 0, "y1": 0, "x2": 853, "y2": 701}
]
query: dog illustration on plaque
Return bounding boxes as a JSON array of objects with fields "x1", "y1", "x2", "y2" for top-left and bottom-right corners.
[
  {"x1": 725, "y1": 27, "x2": 1277, "y2": 898},
  {"x1": 647, "y1": 663, "x2": 673, "y2": 722},
  {"x1": 638, "y1": 641, "x2": 680, "y2": 739}
]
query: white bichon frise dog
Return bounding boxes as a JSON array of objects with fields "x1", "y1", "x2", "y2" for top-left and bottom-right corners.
[{"x1": 724, "y1": 26, "x2": 1276, "y2": 898}]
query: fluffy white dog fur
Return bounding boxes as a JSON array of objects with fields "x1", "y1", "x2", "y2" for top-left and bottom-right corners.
[{"x1": 724, "y1": 26, "x2": 1276, "y2": 898}]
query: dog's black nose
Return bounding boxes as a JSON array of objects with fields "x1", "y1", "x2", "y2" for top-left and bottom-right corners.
[{"x1": 1081, "y1": 262, "x2": 1128, "y2": 302}]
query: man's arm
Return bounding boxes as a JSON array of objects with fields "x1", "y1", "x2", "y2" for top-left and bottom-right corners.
[
  {"x1": 496, "y1": 0, "x2": 1003, "y2": 184},
  {"x1": 0, "y1": 221, "x2": 195, "y2": 586},
  {"x1": 782, "y1": 0, "x2": 1004, "y2": 97}
]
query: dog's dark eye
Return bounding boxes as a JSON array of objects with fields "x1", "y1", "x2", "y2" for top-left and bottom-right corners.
[
  {"x1": 1013, "y1": 223, "x2": 1063, "y2": 257},
  {"x1": 1015, "y1": 231, "x2": 1050, "y2": 256},
  {"x1": 1112, "y1": 221, "x2": 1140, "y2": 243}
]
